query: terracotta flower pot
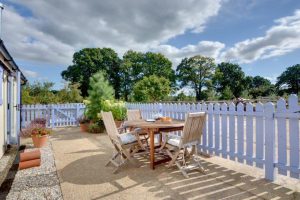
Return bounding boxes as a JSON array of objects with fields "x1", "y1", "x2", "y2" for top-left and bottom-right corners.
[
  {"x1": 20, "y1": 150, "x2": 41, "y2": 162},
  {"x1": 19, "y1": 158, "x2": 41, "y2": 170},
  {"x1": 31, "y1": 135, "x2": 48, "y2": 148},
  {"x1": 115, "y1": 120, "x2": 123, "y2": 128},
  {"x1": 80, "y1": 123, "x2": 89, "y2": 132}
]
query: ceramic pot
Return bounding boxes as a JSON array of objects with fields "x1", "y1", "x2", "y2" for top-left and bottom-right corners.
[{"x1": 31, "y1": 135, "x2": 48, "y2": 148}]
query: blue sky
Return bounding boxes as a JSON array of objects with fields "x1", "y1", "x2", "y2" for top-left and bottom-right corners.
[{"x1": 1, "y1": 0, "x2": 300, "y2": 89}]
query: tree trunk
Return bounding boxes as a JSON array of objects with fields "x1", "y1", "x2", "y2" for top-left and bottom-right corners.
[{"x1": 195, "y1": 89, "x2": 202, "y2": 101}]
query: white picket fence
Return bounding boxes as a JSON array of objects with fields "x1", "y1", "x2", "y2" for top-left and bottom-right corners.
[
  {"x1": 21, "y1": 103, "x2": 85, "y2": 128},
  {"x1": 126, "y1": 94, "x2": 300, "y2": 181}
]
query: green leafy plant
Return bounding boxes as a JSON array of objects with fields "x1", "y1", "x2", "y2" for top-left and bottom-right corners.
[
  {"x1": 88, "y1": 121, "x2": 105, "y2": 133},
  {"x1": 102, "y1": 100, "x2": 127, "y2": 121}
]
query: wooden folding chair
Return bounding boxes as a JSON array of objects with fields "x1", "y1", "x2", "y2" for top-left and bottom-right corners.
[
  {"x1": 127, "y1": 109, "x2": 150, "y2": 145},
  {"x1": 127, "y1": 109, "x2": 143, "y2": 121},
  {"x1": 162, "y1": 112, "x2": 206, "y2": 178},
  {"x1": 101, "y1": 111, "x2": 145, "y2": 173}
]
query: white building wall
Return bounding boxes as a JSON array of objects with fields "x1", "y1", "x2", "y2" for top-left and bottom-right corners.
[{"x1": 0, "y1": 70, "x2": 8, "y2": 158}]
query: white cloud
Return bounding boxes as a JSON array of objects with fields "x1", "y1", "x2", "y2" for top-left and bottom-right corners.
[
  {"x1": 265, "y1": 74, "x2": 279, "y2": 84},
  {"x1": 4, "y1": 1, "x2": 299, "y2": 69},
  {"x1": 22, "y1": 69, "x2": 38, "y2": 78},
  {"x1": 154, "y1": 41, "x2": 225, "y2": 67},
  {"x1": 221, "y1": 9, "x2": 300, "y2": 63},
  {"x1": 2, "y1": 7, "x2": 74, "y2": 65},
  {"x1": 2, "y1": 0, "x2": 222, "y2": 65}
]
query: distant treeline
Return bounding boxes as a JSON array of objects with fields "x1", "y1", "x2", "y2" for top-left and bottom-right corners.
[{"x1": 23, "y1": 48, "x2": 300, "y2": 104}]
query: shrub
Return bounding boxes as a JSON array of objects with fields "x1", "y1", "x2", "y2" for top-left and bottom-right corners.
[
  {"x1": 88, "y1": 121, "x2": 104, "y2": 133},
  {"x1": 102, "y1": 100, "x2": 127, "y2": 121},
  {"x1": 85, "y1": 71, "x2": 114, "y2": 121}
]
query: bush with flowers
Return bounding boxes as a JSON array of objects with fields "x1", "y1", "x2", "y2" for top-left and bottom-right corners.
[{"x1": 101, "y1": 100, "x2": 127, "y2": 121}]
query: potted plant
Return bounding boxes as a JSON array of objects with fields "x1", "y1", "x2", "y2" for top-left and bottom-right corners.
[
  {"x1": 77, "y1": 116, "x2": 90, "y2": 132},
  {"x1": 21, "y1": 123, "x2": 51, "y2": 148},
  {"x1": 88, "y1": 120, "x2": 105, "y2": 133},
  {"x1": 31, "y1": 127, "x2": 51, "y2": 148}
]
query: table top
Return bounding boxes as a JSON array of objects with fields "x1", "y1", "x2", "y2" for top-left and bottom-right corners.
[{"x1": 124, "y1": 119, "x2": 185, "y2": 129}]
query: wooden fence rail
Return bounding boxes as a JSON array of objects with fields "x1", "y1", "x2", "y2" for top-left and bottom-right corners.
[{"x1": 126, "y1": 94, "x2": 300, "y2": 181}]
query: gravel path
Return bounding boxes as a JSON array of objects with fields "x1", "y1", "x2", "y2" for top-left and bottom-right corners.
[{"x1": 5, "y1": 141, "x2": 63, "y2": 200}]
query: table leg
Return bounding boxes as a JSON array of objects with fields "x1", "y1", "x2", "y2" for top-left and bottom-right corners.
[{"x1": 149, "y1": 129, "x2": 155, "y2": 169}]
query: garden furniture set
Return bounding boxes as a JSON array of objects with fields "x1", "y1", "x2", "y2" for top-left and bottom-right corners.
[{"x1": 101, "y1": 109, "x2": 206, "y2": 178}]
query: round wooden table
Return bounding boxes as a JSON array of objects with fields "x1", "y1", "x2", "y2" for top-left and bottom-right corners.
[{"x1": 124, "y1": 120, "x2": 185, "y2": 169}]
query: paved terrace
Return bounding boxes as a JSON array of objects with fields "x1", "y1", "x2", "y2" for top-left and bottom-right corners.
[{"x1": 51, "y1": 128, "x2": 300, "y2": 200}]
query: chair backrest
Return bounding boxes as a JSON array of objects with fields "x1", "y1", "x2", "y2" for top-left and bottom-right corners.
[
  {"x1": 101, "y1": 111, "x2": 120, "y2": 143},
  {"x1": 181, "y1": 112, "x2": 206, "y2": 146},
  {"x1": 127, "y1": 109, "x2": 142, "y2": 121}
]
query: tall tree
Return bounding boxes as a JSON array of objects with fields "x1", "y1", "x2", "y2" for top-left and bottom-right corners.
[
  {"x1": 22, "y1": 82, "x2": 59, "y2": 104},
  {"x1": 276, "y1": 64, "x2": 300, "y2": 95},
  {"x1": 132, "y1": 75, "x2": 171, "y2": 102},
  {"x1": 61, "y1": 48, "x2": 121, "y2": 98},
  {"x1": 248, "y1": 76, "x2": 274, "y2": 98},
  {"x1": 56, "y1": 83, "x2": 83, "y2": 103},
  {"x1": 120, "y1": 50, "x2": 144, "y2": 101},
  {"x1": 176, "y1": 55, "x2": 216, "y2": 101},
  {"x1": 120, "y1": 50, "x2": 175, "y2": 100},
  {"x1": 213, "y1": 62, "x2": 246, "y2": 98}
]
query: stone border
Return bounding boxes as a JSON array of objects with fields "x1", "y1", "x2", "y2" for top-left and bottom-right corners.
[
  {"x1": 1, "y1": 141, "x2": 63, "y2": 200},
  {"x1": 0, "y1": 146, "x2": 18, "y2": 186}
]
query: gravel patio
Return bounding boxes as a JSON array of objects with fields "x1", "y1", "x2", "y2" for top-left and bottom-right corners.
[{"x1": 49, "y1": 127, "x2": 299, "y2": 200}]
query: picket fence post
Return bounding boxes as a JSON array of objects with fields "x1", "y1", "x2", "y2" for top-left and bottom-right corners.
[
  {"x1": 264, "y1": 102, "x2": 276, "y2": 181},
  {"x1": 75, "y1": 103, "x2": 80, "y2": 125},
  {"x1": 51, "y1": 105, "x2": 55, "y2": 128},
  {"x1": 288, "y1": 94, "x2": 300, "y2": 178}
]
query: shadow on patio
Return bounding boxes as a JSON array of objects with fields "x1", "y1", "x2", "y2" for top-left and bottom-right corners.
[{"x1": 51, "y1": 128, "x2": 299, "y2": 200}]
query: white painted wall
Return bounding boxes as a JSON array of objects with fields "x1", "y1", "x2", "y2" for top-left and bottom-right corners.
[{"x1": 0, "y1": 71, "x2": 8, "y2": 158}]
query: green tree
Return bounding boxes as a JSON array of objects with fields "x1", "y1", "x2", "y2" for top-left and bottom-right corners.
[
  {"x1": 61, "y1": 48, "x2": 121, "y2": 98},
  {"x1": 56, "y1": 83, "x2": 83, "y2": 103},
  {"x1": 132, "y1": 75, "x2": 171, "y2": 102},
  {"x1": 276, "y1": 64, "x2": 300, "y2": 95},
  {"x1": 22, "y1": 82, "x2": 58, "y2": 104},
  {"x1": 120, "y1": 50, "x2": 175, "y2": 100},
  {"x1": 213, "y1": 62, "x2": 246, "y2": 98},
  {"x1": 176, "y1": 55, "x2": 216, "y2": 101},
  {"x1": 22, "y1": 84, "x2": 35, "y2": 104},
  {"x1": 220, "y1": 86, "x2": 234, "y2": 100},
  {"x1": 85, "y1": 71, "x2": 115, "y2": 120},
  {"x1": 248, "y1": 76, "x2": 274, "y2": 98}
]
